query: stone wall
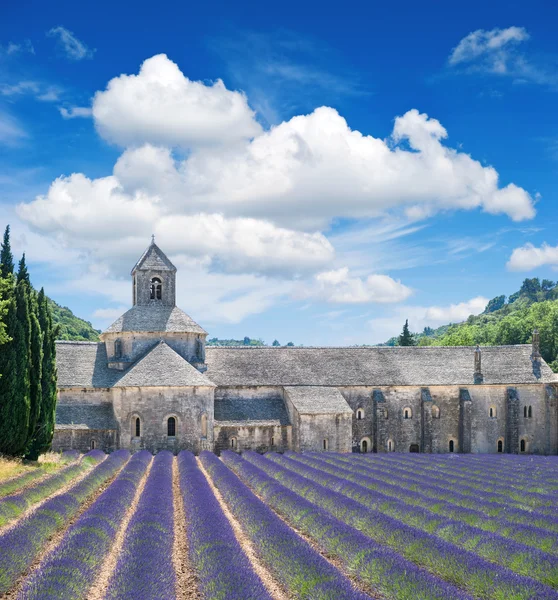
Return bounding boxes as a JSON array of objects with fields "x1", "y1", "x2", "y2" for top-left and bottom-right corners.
[
  {"x1": 52, "y1": 428, "x2": 117, "y2": 453},
  {"x1": 213, "y1": 424, "x2": 291, "y2": 454},
  {"x1": 112, "y1": 385, "x2": 214, "y2": 453}
]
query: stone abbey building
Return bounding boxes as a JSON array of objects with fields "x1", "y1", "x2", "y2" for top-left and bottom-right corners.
[{"x1": 53, "y1": 241, "x2": 558, "y2": 455}]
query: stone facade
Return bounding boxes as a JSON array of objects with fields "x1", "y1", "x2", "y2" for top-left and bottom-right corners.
[{"x1": 52, "y1": 241, "x2": 558, "y2": 455}]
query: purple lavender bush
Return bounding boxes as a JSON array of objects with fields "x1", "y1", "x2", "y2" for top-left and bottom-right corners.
[
  {"x1": 105, "y1": 451, "x2": 175, "y2": 600},
  {"x1": 178, "y1": 451, "x2": 272, "y2": 600},
  {"x1": 200, "y1": 450, "x2": 369, "y2": 600},
  {"x1": 19, "y1": 450, "x2": 151, "y2": 600}
]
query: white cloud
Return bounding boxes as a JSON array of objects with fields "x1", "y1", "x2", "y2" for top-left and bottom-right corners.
[
  {"x1": 302, "y1": 267, "x2": 412, "y2": 304},
  {"x1": 368, "y1": 296, "x2": 489, "y2": 343},
  {"x1": 0, "y1": 39, "x2": 34, "y2": 56},
  {"x1": 59, "y1": 106, "x2": 93, "y2": 119},
  {"x1": 0, "y1": 111, "x2": 27, "y2": 145},
  {"x1": 449, "y1": 27, "x2": 529, "y2": 68},
  {"x1": 0, "y1": 81, "x2": 62, "y2": 102},
  {"x1": 448, "y1": 27, "x2": 558, "y2": 87},
  {"x1": 507, "y1": 243, "x2": 558, "y2": 271},
  {"x1": 92, "y1": 54, "x2": 261, "y2": 148},
  {"x1": 47, "y1": 26, "x2": 94, "y2": 60},
  {"x1": 92, "y1": 306, "x2": 129, "y2": 320}
]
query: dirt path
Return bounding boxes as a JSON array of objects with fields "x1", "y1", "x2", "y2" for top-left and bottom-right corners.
[
  {"x1": 172, "y1": 457, "x2": 201, "y2": 600},
  {"x1": 238, "y1": 466, "x2": 382, "y2": 599},
  {"x1": 1, "y1": 458, "x2": 125, "y2": 600},
  {"x1": 0, "y1": 459, "x2": 101, "y2": 538},
  {"x1": 197, "y1": 458, "x2": 290, "y2": 600},
  {"x1": 87, "y1": 457, "x2": 153, "y2": 600}
]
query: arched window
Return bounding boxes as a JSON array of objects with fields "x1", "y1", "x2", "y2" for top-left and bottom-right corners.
[
  {"x1": 133, "y1": 417, "x2": 140, "y2": 437},
  {"x1": 524, "y1": 406, "x2": 527, "y2": 418},
  {"x1": 114, "y1": 338, "x2": 122, "y2": 359},
  {"x1": 449, "y1": 440, "x2": 454, "y2": 453},
  {"x1": 497, "y1": 439, "x2": 503, "y2": 453},
  {"x1": 150, "y1": 277, "x2": 162, "y2": 300},
  {"x1": 489, "y1": 406, "x2": 497, "y2": 418},
  {"x1": 387, "y1": 439, "x2": 394, "y2": 452},
  {"x1": 403, "y1": 407, "x2": 412, "y2": 419},
  {"x1": 323, "y1": 439, "x2": 329, "y2": 451},
  {"x1": 90, "y1": 439, "x2": 96, "y2": 450},
  {"x1": 520, "y1": 439, "x2": 526, "y2": 453},
  {"x1": 201, "y1": 414, "x2": 207, "y2": 438},
  {"x1": 271, "y1": 436, "x2": 275, "y2": 446},
  {"x1": 230, "y1": 437, "x2": 237, "y2": 449},
  {"x1": 167, "y1": 417, "x2": 176, "y2": 437},
  {"x1": 360, "y1": 437, "x2": 371, "y2": 453},
  {"x1": 356, "y1": 408, "x2": 364, "y2": 420},
  {"x1": 528, "y1": 406, "x2": 532, "y2": 418},
  {"x1": 431, "y1": 405, "x2": 440, "y2": 419}
]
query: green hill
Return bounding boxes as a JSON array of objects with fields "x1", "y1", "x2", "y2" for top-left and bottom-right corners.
[
  {"x1": 47, "y1": 297, "x2": 100, "y2": 341},
  {"x1": 386, "y1": 278, "x2": 558, "y2": 371}
]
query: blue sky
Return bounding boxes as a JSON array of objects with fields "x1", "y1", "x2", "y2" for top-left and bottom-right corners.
[{"x1": 1, "y1": 0, "x2": 558, "y2": 345}]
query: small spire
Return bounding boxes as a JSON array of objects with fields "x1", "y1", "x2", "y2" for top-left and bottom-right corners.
[{"x1": 151, "y1": 234, "x2": 155, "y2": 245}]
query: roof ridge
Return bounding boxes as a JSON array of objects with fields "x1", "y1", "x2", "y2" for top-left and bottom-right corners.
[
  {"x1": 55, "y1": 340, "x2": 101, "y2": 345},
  {"x1": 206, "y1": 344, "x2": 533, "y2": 350}
]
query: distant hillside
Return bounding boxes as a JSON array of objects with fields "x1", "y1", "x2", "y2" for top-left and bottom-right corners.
[
  {"x1": 385, "y1": 278, "x2": 558, "y2": 371},
  {"x1": 207, "y1": 337, "x2": 295, "y2": 347},
  {"x1": 47, "y1": 298, "x2": 100, "y2": 341}
]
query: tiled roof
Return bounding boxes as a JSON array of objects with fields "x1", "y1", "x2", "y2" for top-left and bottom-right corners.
[
  {"x1": 131, "y1": 241, "x2": 176, "y2": 274},
  {"x1": 214, "y1": 395, "x2": 289, "y2": 425},
  {"x1": 204, "y1": 345, "x2": 557, "y2": 386},
  {"x1": 103, "y1": 305, "x2": 207, "y2": 335},
  {"x1": 55, "y1": 403, "x2": 118, "y2": 430},
  {"x1": 55, "y1": 341, "x2": 215, "y2": 388},
  {"x1": 112, "y1": 341, "x2": 215, "y2": 388},
  {"x1": 284, "y1": 386, "x2": 352, "y2": 415}
]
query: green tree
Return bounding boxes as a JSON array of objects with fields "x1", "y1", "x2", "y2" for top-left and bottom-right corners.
[
  {"x1": 27, "y1": 289, "x2": 58, "y2": 460},
  {"x1": 398, "y1": 319, "x2": 416, "y2": 346},
  {"x1": 243, "y1": 336, "x2": 250, "y2": 345},
  {"x1": 26, "y1": 291, "x2": 43, "y2": 454},
  {"x1": 286, "y1": 341, "x2": 295, "y2": 346},
  {"x1": 0, "y1": 225, "x2": 14, "y2": 279},
  {"x1": 484, "y1": 295, "x2": 506, "y2": 314},
  {"x1": 542, "y1": 279, "x2": 555, "y2": 293},
  {"x1": 272, "y1": 339, "x2": 280, "y2": 346}
]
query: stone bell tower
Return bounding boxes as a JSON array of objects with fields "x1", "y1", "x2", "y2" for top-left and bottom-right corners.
[{"x1": 132, "y1": 235, "x2": 177, "y2": 307}]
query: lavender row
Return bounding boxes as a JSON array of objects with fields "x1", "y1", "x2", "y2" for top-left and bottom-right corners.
[
  {"x1": 261, "y1": 452, "x2": 558, "y2": 600},
  {"x1": 282, "y1": 452, "x2": 558, "y2": 585},
  {"x1": 0, "y1": 449, "x2": 129, "y2": 595},
  {"x1": 301, "y1": 453, "x2": 558, "y2": 554},
  {"x1": 199, "y1": 450, "x2": 368, "y2": 600},
  {"x1": 317, "y1": 452, "x2": 558, "y2": 532},
  {"x1": 106, "y1": 451, "x2": 176, "y2": 600},
  {"x1": 345, "y1": 453, "x2": 556, "y2": 510},
  {"x1": 0, "y1": 450, "x2": 79, "y2": 500},
  {"x1": 225, "y1": 451, "x2": 471, "y2": 600},
  {"x1": 178, "y1": 451, "x2": 271, "y2": 600},
  {"x1": 0, "y1": 450, "x2": 104, "y2": 528},
  {"x1": 361, "y1": 454, "x2": 557, "y2": 506},
  {"x1": 19, "y1": 450, "x2": 152, "y2": 600}
]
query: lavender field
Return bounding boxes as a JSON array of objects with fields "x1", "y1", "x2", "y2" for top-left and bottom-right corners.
[{"x1": 0, "y1": 451, "x2": 556, "y2": 599}]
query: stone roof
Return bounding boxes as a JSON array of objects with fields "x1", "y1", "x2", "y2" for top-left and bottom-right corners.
[
  {"x1": 131, "y1": 241, "x2": 176, "y2": 274},
  {"x1": 55, "y1": 404, "x2": 118, "y2": 430},
  {"x1": 214, "y1": 396, "x2": 289, "y2": 426},
  {"x1": 103, "y1": 305, "x2": 207, "y2": 335},
  {"x1": 112, "y1": 341, "x2": 215, "y2": 388},
  {"x1": 204, "y1": 345, "x2": 557, "y2": 386},
  {"x1": 285, "y1": 386, "x2": 352, "y2": 415},
  {"x1": 55, "y1": 341, "x2": 215, "y2": 388}
]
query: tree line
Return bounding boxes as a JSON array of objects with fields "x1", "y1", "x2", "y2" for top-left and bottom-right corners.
[{"x1": 0, "y1": 226, "x2": 58, "y2": 459}]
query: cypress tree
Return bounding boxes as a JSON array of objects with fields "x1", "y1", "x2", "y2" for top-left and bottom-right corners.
[
  {"x1": 27, "y1": 289, "x2": 58, "y2": 460},
  {"x1": 0, "y1": 281, "x2": 17, "y2": 453},
  {"x1": 0, "y1": 225, "x2": 14, "y2": 278},
  {"x1": 26, "y1": 291, "x2": 43, "y2": 455},
  {"x1": 398, "y1": 319, "x2": 416, "y2": 346}
]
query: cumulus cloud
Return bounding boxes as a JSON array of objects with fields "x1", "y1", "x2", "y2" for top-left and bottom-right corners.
[
  {"x1": 92, "y1": 54, "x2": 261, "y2": 148},
  {"x1": 47, "y1": 26, "x2": 94, "y2": 60},
  {"x1": 302, "y1": 267, "x2": 412, "y2": 304},
  {"x1": 507, "y1": 243, "x2": 558, "y2": 271},
  {"x1": 59, "y1": 105, "x2": 92, "y2": 119}
]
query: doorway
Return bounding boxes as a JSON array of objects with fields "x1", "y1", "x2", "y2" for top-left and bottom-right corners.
[{"x1": 409, "y1": 444, "x2": 420, "y2": 453}]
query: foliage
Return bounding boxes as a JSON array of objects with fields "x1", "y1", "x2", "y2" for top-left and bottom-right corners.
[
  {"x1": 207, "y1": 336, "x2": 266, "y2": 346},
  {"x1": 398, "y1": 319, "x2": 416, "y2": 346},
  {"x1": 484, "y1": 294, "x2": 506, "y2": 313},
  {"x1": 272, "y1": 339, "x2": 280, "y2": 346},
  {"x1": 47, "y1": 297, "x2": 100, "y2": 341}
]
